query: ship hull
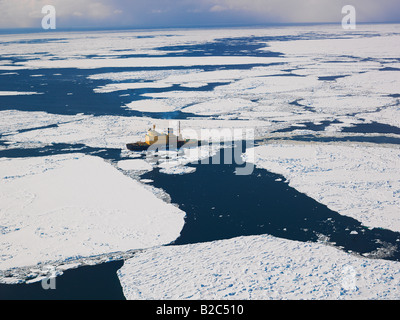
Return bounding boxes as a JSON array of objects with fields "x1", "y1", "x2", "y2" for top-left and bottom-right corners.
[{"x1": 126, "y1": 140, "x2": 198, "y2": 151}]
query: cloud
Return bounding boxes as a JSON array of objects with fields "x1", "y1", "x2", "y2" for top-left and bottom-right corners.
[
  {"x1": 209, "y1": 5, "x2": 228, "y2": 12},
  {"x1": 0, "y1": 0, "x2": 399, "y2": 29},
  {"x1": 205, "y1": 0, "x2": 400, "y2": 24}
]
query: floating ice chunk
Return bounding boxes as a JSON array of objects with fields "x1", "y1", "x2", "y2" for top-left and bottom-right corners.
[
  {"x1": 94, "y1": 82, "x2": 172, "y2": 93},
  {"x1": 0, "y1": 66, "x2": 27, "y2": 71},
  {"x1": 0, "y1": 91, "x2": 43, "y2": 96},
  {"x1": 0, "y1": 154, "x2": 185, "y2": 273},
  {"x1": 117, "y1": 159, "x2": 153, "y2": 172},
  {"x1": 118, "y1": 234, "x2": 400, "y2": 300},
  {"x1": 179, "y1": 82, "x2": 208, "y2": 88},
  {"x1": 215, "y1": 75, "x2": 320, "y2": 95},
  {"x1": 336, "y1": 71, "x2": 400, "y2": 96},
  {"x1": 0, "y1": 72, "x2": 19, "y2": 76},
  {"x1": 88, "y1": 69, "x2": 202, "y2": 82},
  {"x1": 182, "y1": 98, "x2": 257, "y2": 116},
  {"x1": 160, "y1": 165, "x2": 196, "y2": 175},
  {"x1": 124, "y1": 99, "x2": 177, "y2": 113},
  {"x1": 266, "y1": 35, "x2": 400, "y2": 60},
  {"x1": 140, "y1": 179, "x2": 153, "y2": 183},
  {"x1": 158, "y1": 160, "x2": 196, "y2": 175},
  {"x1": 20, "y1": 56, "x2": 286, "y2": 69}
]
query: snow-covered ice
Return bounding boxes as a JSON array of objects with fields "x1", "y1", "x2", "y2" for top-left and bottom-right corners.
[
  {"x1": 118, "y1": 234, "x2": 400, "y2": 300},
  {"x1": 158, "y1": 161, "x2": 196, "y2": 175},
  {"x1": 0, "y1": 110, "x2": 86, "y2": 136},
  {"x1": 0, "y1": 110, "x2": 269, "y2": 150},
  {"x1": 117, "y1": 159, "x2": 153, "y2": 172},
  {"x1": 265, "y1": 34, "x2": 400, "y2": 60},
  {"x1": 0, "y1": 91, "x2": 42, "y2": 96},
  {"x1": 0, "y1": 154, "x2": 185, "y2": 278},
  {"x1": 94, "y1": 82, "x2": 172, "y2": 94},
  {"x1": 88, "y1": 69, "x2": 203, "y2": 82},
  {"x1": 124, "y1": 99, "x2": 178, "y2": 113},
  {"x1": 20, "y1": 56, "x2": 286, "y2": 70}
]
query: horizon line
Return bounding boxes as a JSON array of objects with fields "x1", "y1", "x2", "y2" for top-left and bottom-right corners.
[{"x1": 0, "y1": 21, "x2": 399, "y2": 35}]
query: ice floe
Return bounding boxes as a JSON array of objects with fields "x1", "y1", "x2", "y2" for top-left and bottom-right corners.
[
  {"x1": 88, "y1": 69, "x2": 203, "y2": 82},
  {"x1": 20, "y1": 56, "x2": 285, "y2": 70},
  {"x1": 118, "y1": 234, "x2": 400, "y2": 299},
  {"x1": 182, "y1": 98, "x2": 258, "y2": 116},
  {"x1": 94, "y1": 82, "x2": 172, "y2": 93},
  {"x1": 158, "y1": 161, "x2": 196, "y2": 175},
  {"x1": 265, "y1": 34, "x2": 400, "y2": 60},
  {"x1": 117, "y1": 159, "x2": 153, "y2": 172},
  {"x1": 0, "y1": 91, "x2": 42, "y2": 96},
  {"x1": 123, "y1": 99, "x2": 178, "y2": 113},
  {"x1": 0, "y1": 154, "x2": 185, "y2": 279},
  {"x1": 0, "y1": 110, "x2": 86, "y2": 136}
]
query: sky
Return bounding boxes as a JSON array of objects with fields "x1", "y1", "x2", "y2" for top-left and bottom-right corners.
[{"x1": 0, "y1": 0, "x2": 399, "y2": 29}]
